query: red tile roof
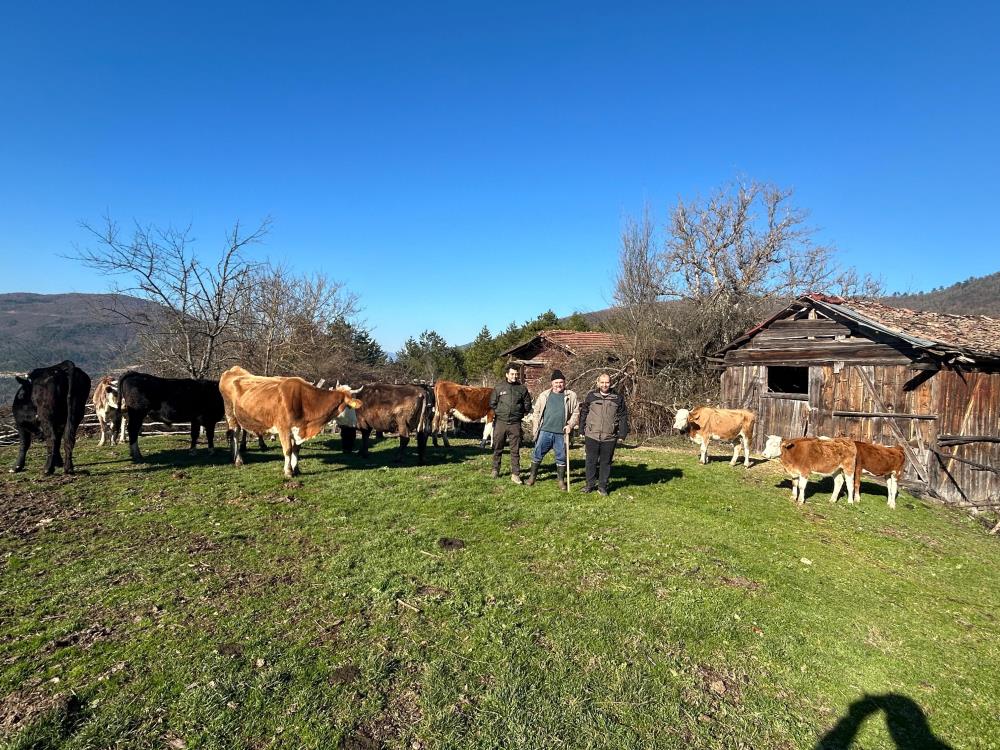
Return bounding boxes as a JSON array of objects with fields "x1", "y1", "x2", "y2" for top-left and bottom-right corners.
[{"x1": 501, "y1": 329, "x2": 627, "y2": 358}]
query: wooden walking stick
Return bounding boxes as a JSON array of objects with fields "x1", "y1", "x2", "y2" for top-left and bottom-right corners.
[{"x1": 564, "y1": 429, "x2": 572, "y2": 491}]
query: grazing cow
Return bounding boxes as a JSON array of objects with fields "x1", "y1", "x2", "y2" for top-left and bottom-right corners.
[
  {"x1": 763, "y1": 435, "x2": 857, "y2": 505},
  {"x1": 10, "y1": 360, "x2": 91, "y2": 474},
  {"x1": 92, "y1": 375, "x2": 122, "y2": 446},
  {"x1": 114, "y1": 372, "x2": 225, "y2": 462},
  {"x1": 853, "y1": 441, "x2": 906, "y2": 509},
  {"x1": 431, "y1": 380, "x2": 495, "y2": 449},
  {"x1": 219, "y1": 366, "x2": 361, "y2": 478},
  {"x1": 348, "y1": 384, "x2": 433, "y2": 464},
  {"x1": 674, "y1": 406, "x2": 756, "y2": 467}
]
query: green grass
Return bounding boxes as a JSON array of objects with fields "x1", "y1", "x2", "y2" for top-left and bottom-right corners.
[{"x1": 1, "y1": 434, "x2": 997, "y2": 749}]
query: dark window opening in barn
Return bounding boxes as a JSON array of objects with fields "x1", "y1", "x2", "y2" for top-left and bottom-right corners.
[{"x1": 767, "y1": 366, "x2": 808, "y2": 395}]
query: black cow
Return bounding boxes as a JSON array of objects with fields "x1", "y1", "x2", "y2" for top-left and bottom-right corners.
[
  {"x1": 343, "y1": 384, "x2": 434, "y2": 463},
  {"x1": 113, "y1": 372, "x2": 225, "y2": 462},
  {"x1": 10, "y1": 360, "x2": 91, "y2": 475}
]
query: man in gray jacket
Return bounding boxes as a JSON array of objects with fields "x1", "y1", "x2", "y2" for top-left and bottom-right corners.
[
  {"x1": 570, "y1": 372, "x2": 629, "y2": 496},
  {"x1": 526, "y1": 369, "x2": 579, "y2": 490},
  {"x1": 489, "y1": 363, "x2": 534, "y2": 483}
]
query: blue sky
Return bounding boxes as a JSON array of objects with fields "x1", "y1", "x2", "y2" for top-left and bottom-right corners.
[{"x1": 1, "y1": 2, "x2": 998, "y2": 350}]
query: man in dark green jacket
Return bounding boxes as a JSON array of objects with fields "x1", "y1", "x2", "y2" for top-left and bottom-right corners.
[
  {"x1": 569, "y1": 372, "x2": 629, "y2": 496},
  {"x1": 489, "y1": 363, "x2": 534, "y2": 483}
]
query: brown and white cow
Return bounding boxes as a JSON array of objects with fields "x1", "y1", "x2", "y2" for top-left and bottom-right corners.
[
  {"x1": 431, "y1": 380, "x2": 495, "y2": 449},
  {"x1": 92, "y1": 375, "x2": 122, "y2": 447},
  {"x1": 219, "y1": 366, "x2": 361, "y2": 478},
  {"x1": 853, "y1": 441, "x2": 906, "y2": 509},
  {"x1": 674, "y1": 406, "x2": 756, "y2": 467},
  {"x1": 763, "y1": 435, "x2": 857, "y2": 505}
]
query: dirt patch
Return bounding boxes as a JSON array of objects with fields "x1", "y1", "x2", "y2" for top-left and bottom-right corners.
[
  {"x1": 437, "y1": 537, "x2": 465, "y2": 551},
  {"x1": 329, "y1": 665, "x2": 361, "y2": 685},
  {"x1": 283, "y1": 480, "x2": 304, "y2": 489},
  {"x1": 0, "y1": 485, "x2": 89, "y2": 540},
  {"x1": 415, "y1": 585, "x2": 451, "y2": 600},
  {"x1": 695, "y1": 664, "x2": 743, "y2": 704},
  {"x1": 217, "y1": 643, "x2": 244, "y2": 658},
  {"x1": 357, "y1": 683, "x2": 423, "y2": 746},
  {"x1": 719, "y1": 575, "x2": 763, "y2": 591},
  {"x1": 45, "y1": 623, "x2": 113, "y2": 653},
  {"x1": 0, "y1": 684, "x2": 81, "y2": 735}
]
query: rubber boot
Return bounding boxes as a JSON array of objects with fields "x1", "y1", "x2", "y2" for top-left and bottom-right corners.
[
  {"x1": 526, "y1": 462, "x2": 540, "y2": 486},
  {"x1": 556, "y1": 464, "x2": 566, "y2": 491}
]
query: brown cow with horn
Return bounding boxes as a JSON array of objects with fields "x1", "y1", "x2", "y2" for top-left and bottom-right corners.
[{"x1": 219, "y1": 366, "x2": 361, "y2": 478}]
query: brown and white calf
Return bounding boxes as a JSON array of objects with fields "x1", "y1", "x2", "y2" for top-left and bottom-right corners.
[
  {"x1": 853, "y1": 441, "x2": 906, "y2": 509},
  {"x1": 432, "y1": 380, "x2": 495, "y2": 449},
  {"x1": 763, "y1": 435, "x2": 858, "y2": 505},
  {"x1": 219, "y1": 366, "x2": 362, "y2": 478},
  {"x1": 674, "y1": 406, "x2": 755, "y2": 467},
  {"x1": 92, "y1": 375, "x2": 122, "y2": 446}
]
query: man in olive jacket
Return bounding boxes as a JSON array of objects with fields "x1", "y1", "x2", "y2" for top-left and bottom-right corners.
[
  {"x1": 489, "y1": 363, "x2": 534, "y2": 483},
  {"x1": 569, "y1": 372, "x2": 628, "y2": 496}
]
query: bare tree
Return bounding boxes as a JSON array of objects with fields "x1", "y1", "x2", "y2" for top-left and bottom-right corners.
[
  {"x1": 610, "y1": 178, "x2": 883, "y2": 437},
  {"x1": 237, "y1": 265, "x2": 361, "y2": 377},
  {"x1": 76, "y1": 215, "x2": 269, "y2": 378}
]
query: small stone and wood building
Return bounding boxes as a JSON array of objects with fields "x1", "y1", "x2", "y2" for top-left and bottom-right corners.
[
  {"x1": 714, "y1": 294, "x2": 1000, "y2": 509},
  {"x1": 501, "y1": 329, "x2": 627, "y2": 393}
]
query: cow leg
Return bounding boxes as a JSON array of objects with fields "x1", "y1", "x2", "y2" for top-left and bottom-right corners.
[
  {"x1": 279, "y1": 432, "x2": 294, "y2": 479},
  {"x1": 205, "y1": 421, "x2": 217, "y2": 452},
  {"x1": 789, "y1": 474, "x2": 799, "y2": 503},
  {"x1": 11, "y1": 428, "x2": 32, "y2": 473},
  {"x1": 797, "y1": 476, "x2": 808, "y2": 505},
  {"x1": 481, "y1": 420, "x2": 493, "y2": 449},
  {"x1": 417, "y1": 431, "x2": 428, "y2": 465},
  {"x1": 189, "y1": 420, "x2": 201, "y2": 455},
  {"x1": 395, "y1": 435, "x2": 409, "y2": 463},
  {"x1": 127, "y1": 408, "x2": 144, "y2": 462},
  {"x1": 257, "y1": 433, "x2": 268, "y2": 451},
  {"x1": 699, "y1": 438, "x2": 708, "y2": 465},
  {"x1": 97, "y1": 415, "x2": 107, "y2": 447},
  {"x1": 887, "y1": 475, "x2": 898, "y2": 510},
  {"x1": 231, "y1": 426, "x2": 246, "y2": 467},
  {"x1": 730, "y1": 442, "x2": 740, "y2": 466},
  {"x1": 110, "y1": 412, "x2": 118, "y2": 445},
  {"x1": 831, "y1": 473, "x2": 844, "y2": 503},
  {"x1": 359, "y1": 429, "x2": 371, "y2": 457},
  {"x1": 845, "y1": 469, "x2": 856, "y2": 504},
  {"x1": 43, "y1": 428, "x2": 60, "y2": 475},
  {"x1": 290, "y1": 443, "x2": 301, "y2": 476},
  {"x1": 741, "y1": 433, "x2": 751, "y2": 468},
  {"x1": 63, "y1": 420, "x2": 78, "y2": 475}
]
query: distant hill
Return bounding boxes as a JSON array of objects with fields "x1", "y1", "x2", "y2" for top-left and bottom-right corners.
[
  {"x1": 0, "y1": 292, "x2": 154, "y2": 404},
  {"x1": 885, "y1": 271, "x2": 1000, "y2": 317}
]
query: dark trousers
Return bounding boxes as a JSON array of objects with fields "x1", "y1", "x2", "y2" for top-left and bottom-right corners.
[
  {"x1": 492, "y1": 421, "x2": 523, "y2": 475},
  {"x1": 584, "y1": 437, "x2": 617, "y2": 491}
]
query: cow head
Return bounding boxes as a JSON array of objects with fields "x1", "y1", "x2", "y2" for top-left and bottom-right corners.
[
  {"x1": 673, "y1": 408, "x2": 690, "y2": 431},
  {"x1": 762, "y1": 435, "x2": 784, "y2": 460}
]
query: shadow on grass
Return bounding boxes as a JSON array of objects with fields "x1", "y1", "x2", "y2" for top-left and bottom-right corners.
[
  {"x1": 775, "y1": 476, "x2": 900, "y2": 505},
  {"x1": 611, "y1": 462, "x2": 683, "y2": 488},
  {"x1": 312, "y1": 437, "x2": 488, "y2": 469},
  {"x1": 815, "y1": 693, "x2": 953, "y2": 749}
]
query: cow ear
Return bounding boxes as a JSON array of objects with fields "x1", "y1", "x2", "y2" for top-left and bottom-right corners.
[
  {"x1": 348, "y1": 398, "x2": 362, "y2": 409},
  {"x1": 15, "y1": 376, "x2": 29, "y2": 387}
]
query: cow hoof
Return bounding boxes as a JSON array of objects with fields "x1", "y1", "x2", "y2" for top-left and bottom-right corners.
[{"x1": 9, "y1": 467, "x2": 22, "y2": 474}]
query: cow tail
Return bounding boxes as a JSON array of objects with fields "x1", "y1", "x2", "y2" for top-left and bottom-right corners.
[
  {"x1": 64, "y1": 361, "x2": 78, "y2": 439},
  {"x1": 417, "y1": 392, "x2": 431, "y2": 435},
  {"x1": 113, "y1": 374, "x2": 127, "y2": 440}
]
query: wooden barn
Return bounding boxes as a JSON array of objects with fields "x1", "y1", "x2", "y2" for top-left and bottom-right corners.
[
  {"x1": 714, "y1": 294, "x2": 1000, "y2": 509},
  {"x1": 500, "y1": 330, "x2": 627, "y2": 393}
]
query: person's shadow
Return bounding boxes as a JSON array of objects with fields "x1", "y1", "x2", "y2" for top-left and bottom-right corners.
[{"x1": 815, "y1": 693, "x2": 953, "y2": 749}]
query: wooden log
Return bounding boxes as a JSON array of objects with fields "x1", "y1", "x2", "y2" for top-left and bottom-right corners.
[
  {"x1": 768, "y1": 319, "x2": 850, "y2": 333},
  {"x1": 725, "y1": 346, "x2": 913, "y2": 365},
  {"x1": 937, "y1": 435, "x2": 1000, "y2": 445},
  {"x1": 760, "y1": 392, "x2": 808, "y2": 401},
  {"x1": 931, "y1": 449, "x2": 1000, "y2": 475},
  {"x1": 830, "y1": 410, "x2": 937, "y2": 420}
]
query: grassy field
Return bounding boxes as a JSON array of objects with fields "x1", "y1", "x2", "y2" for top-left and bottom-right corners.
[{"x1": 1, "y1": 433, "x2": 997, "y2": 749}]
